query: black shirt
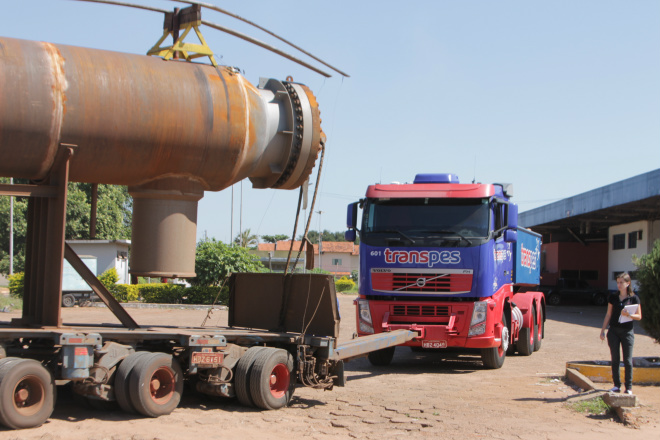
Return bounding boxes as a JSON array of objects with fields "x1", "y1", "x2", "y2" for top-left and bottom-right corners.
[{"x1": 608, "y1": 293, "x2": 640, "y2": 331}]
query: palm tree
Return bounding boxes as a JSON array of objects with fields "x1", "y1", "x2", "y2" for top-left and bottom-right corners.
[{"x1": 234, "y1": 228, "x2": 259, "y2": 248}]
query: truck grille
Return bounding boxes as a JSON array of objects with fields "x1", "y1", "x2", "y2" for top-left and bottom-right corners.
[
  {"x1": 392, "y1": 304, "x2": 450, "y2": 317},
  {"x1": 371, "y1": 270, "x2": 472, "y2": 294}
]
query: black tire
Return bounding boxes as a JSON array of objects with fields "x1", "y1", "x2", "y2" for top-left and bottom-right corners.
[
  {"x1": 128, "y1": 352, "x2": 183, "y2": 417},
  {"x1": 518, "y1": 327, "x2": 534, "y2": 356},
  {"x1": 481, "y1": 313, "x2": 508, "y2": 369},
  {"x1": 533, "y1": 307, "x2": 544, "y2": 352},
  {"x1": 235, "y1": 346, "x2": 268, "y2": 407},
  {"x1": 367, "y1": 347, "x2": 396, "y2": 366},
  {"x1": 114, "y1": 352, "x2": 151, "y2": 414},
  {"x1": 593, "y1": 293, "x2": 607, "y2": 307},
  {"x1": 0, "y1": 359, "x2": 56, "y2": 430},
  {"x1": 62, "y1": 294, "x2": 76, "y2": 308},
  {"x1": 248, "y1": 348, "x2": 295, "y2": 410},
  {"x1": 547, "y1": 293, "x2": 561, "y2": 306}
]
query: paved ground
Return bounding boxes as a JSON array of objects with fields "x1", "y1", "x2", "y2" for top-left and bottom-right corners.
[{"x1": 0, "y1": 294, "x2": 659, "y2": 440}]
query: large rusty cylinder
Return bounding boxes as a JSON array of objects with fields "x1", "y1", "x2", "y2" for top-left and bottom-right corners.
[
  {"x1": 0, "y1": 37, "x2": 323, "y2": 190},
  {"x1": 0, "y1": 37, "x2": 325, "y2": 278}
]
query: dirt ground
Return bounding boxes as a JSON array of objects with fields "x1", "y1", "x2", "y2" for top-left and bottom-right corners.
[{"x1": 1, "y1": 294, "x2": 659, "y2": 440}]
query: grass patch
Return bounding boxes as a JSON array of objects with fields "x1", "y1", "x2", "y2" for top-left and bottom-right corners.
[
  {"x1": 0, "y1": 295, "x2": 22, "y2": 310},
  {"x1": 566, "y1": 397, "x2": 610, "y2": 415}
]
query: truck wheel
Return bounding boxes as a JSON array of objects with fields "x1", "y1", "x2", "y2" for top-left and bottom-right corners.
[
  {"x1": 481, "y1": 314, "x2": 508, "y2": 369},
  {"x1": 0, "y1": 359, "x2": 56, "y2": 430},
  {"x1": 249, "y1": 348, "x2": 296, "y2": 410},
  {"x1": 62, "y1": 294, "x2": 76, "y2": 308},
  {"x1": 128, "y1": 352, "x2": 183, "y2": 417},
  {"x1": 547, "y1": 293, "x2": 561, "y2": 306},
  {"x1": 114, "y1": 352, "x2": 152, "y2": 414},
  {"x1": 518, "y1": 327, "x2": 534, "y2": 356},
  {"x1": 235, "y1": 346, "x2": 268, "y2": 407},
  {"x1": 533, "y1": 307, "x2": 544, "y2": 352},
  {"x1": 367, "y1": 347, "x2": 396, "y2": 366}
]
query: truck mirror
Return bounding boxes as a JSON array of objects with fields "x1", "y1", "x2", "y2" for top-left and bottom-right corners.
[
  {"x1": 504, "y1": 229, "x2": 517, "y2": 243},
  {"x1": 507, "y1": 203, "x2": 518, "y2": 229},
  {"x1": 346, "y1": 202, "x2": 358, "y2": 229},
  {"x1": 345, "y1": 229, "x2": 357, "y2": 242}
]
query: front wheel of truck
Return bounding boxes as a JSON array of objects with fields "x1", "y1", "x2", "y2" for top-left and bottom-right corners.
[
  {"x1": 368, "y1": 347, "x2": 395, "y2": 366},
  {"x1": 481, "y1": 314, "x2": 508, "y2": 369}
]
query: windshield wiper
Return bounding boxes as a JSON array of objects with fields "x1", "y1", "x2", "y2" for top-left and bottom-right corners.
[
  {"x1": 425, "y1": 230, "x2": 472, "y2": 245},
  {"x1": 374, "y1": 229, "x2": 417, "y2": 244}
]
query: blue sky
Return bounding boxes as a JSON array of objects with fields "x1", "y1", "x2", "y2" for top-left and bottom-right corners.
[{"x1": 3, "y1": 1, "x2": 659, "y2": 243}]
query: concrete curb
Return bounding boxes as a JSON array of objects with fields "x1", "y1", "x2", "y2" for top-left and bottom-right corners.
[{"x1": 86, "y1": 302, "x2": 227, "y2": 311}]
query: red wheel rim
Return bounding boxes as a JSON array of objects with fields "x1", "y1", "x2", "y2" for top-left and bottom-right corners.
[
  {"x1": 12, "y1": 375, "x2": 45, "y2": 417},
  {"x1": 149, "y1": 366, "x2": 176, "y2": 404},
  {"x1": 269, "y1": 363, "x2": 290, "y2": 399}
]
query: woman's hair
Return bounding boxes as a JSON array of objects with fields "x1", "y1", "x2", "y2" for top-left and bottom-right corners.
[{"x1": 616, "y1": 272, "x2": 634, "y2": 296}]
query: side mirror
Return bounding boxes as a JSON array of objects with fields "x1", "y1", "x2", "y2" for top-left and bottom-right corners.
[
  {"x1": 346, "y1": 202, "x2": 358, "y2": 229},
  {"x1": 345, "y1": 229, "x2": 357, "y2": 242},
  {"x1": 507, "y1": 203, "x2": 518, "y2": 229},
  {"x1": 504, "y1": 229, "x2": 517, "y2": 243}
]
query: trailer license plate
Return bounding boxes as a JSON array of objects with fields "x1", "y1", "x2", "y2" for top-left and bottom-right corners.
[
  {"x1": 422, "y1": 340, "x2": 447, "y2": 349},
  {"x1": 191, "y1": 351, "x2": 224, "y2": 366}
]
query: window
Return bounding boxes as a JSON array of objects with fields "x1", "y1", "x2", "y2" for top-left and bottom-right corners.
[
  {"x1": 332, "y1": 258, "x2": 342, "y2": 266},
  {"x1": 612, "y1": 233, "x2": 625, "y2": 250},
  {"x1": 628, "y1": 231, "x2": 637, "y2": 249}
]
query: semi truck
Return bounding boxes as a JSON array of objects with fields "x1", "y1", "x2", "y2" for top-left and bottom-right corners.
[{"x1": 345, "y1": 173, "x2": 546, "y2": 369}]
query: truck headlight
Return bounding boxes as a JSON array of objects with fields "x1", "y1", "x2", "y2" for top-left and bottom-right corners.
[
  {"x1": 357, "y1": 299, "x2": 374, "y2": 334},
  {"x1": 468, "y1": 301, "x2": 487, "y2": 336}
]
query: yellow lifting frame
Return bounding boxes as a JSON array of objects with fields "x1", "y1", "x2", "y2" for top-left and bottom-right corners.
[{"x1": 148, "y1": 20, "x2": 218, "y2": 67}]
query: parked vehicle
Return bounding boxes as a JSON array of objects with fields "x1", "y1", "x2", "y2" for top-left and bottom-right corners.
[
  {"x1": 345, "y1": 173, "x2": 546, "y2": 369},
  {"x1": 538, "y1": 278, "x2": 607, "y2": 306}
]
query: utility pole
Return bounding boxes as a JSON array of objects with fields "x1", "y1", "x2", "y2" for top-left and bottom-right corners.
[
  {"x1": 316, "y1": 210, "x2": 323, "y2": 271},
  {"x1": 9, "y1": 177, "x2": 13, "y2": 275}
]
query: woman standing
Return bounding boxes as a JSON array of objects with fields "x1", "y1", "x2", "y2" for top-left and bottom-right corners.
[{"x1": 599, "y1": 272, "x2": 642, "y2": 394}]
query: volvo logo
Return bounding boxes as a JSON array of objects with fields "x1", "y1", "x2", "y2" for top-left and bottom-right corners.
[{"x1": 416, "y1": 277, "x2": 427, "y2": 287}]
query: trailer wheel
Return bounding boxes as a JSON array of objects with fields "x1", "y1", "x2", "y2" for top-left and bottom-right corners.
[
  {"x1": 0, "y1": 359, "x2": 56, "y2": 430},
  {"x1": 62, "y1": 294, "x2": 76, "y2": 308},
  {"x1": 114, "y1": 351, "x2": 152, "y2": 414},
  {"x1": 249, "y1": 348, "x2": 295, "y2": 410},
  {"x1": 533, "y1": 306, "x2": 544, "y2": 352},
  {"x1": 367, "y1": 347, "x2": 396, "y2": 366},
  {"x1": 481, "y1": 314, "x2": 508, "y2": 369},
  {"x1": 128, "y1": 352, "x2": 183, "y2": 417},
  {"x1": 235, "y1": 346, "x2": 268, "y2": 407}
]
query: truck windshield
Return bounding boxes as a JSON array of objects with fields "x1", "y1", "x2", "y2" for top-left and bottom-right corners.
[{"x1": 361, "y1": 198, "x2": 489, "y2": 247}]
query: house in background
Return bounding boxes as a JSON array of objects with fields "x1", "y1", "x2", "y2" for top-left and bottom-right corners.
[
  {"x1": 66, "y1": 239, "x2": 131, "y2": 284},
  {"x1": 254, "y1": 240, "x2": 359, "y2": 277}
]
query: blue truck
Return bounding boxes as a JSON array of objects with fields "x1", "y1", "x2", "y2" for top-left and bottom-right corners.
[{"x1": 345, "y1": 173, "x2": 546, "y2": 368}]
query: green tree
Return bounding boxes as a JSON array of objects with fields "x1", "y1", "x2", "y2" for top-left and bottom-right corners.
[
  {"x1": 233, "y1": 228, "x2": 259, "y2": 249},
  {"x1": 191, "y1": 238, "x2": 266, "y2": 286},
  {"x1": 0, "y1": 180, "x2": 132, "y2": 275},
  {"x1": 261, "y1": 234, "x2": 289, "y2": 243},
  {"x1": 633, "y1": 239, "x2": 660, "y2": 343}
]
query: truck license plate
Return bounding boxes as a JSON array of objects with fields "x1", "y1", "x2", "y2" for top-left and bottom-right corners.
[
  {"x1": 191, "y1": 351, "x2": 224, "y2": 366},
  {"x1": 422, "y1": 340, "x2": 447, "y2": 349}
]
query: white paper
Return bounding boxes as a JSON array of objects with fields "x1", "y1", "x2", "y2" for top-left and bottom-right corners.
[{"x1": 618, "y1": 304, "x2": 639, "y2": 323}]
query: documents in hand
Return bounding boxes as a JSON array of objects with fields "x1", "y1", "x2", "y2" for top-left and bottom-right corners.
[{"x1": 619, "y1": 304, "x2": 639, "y2": 323}]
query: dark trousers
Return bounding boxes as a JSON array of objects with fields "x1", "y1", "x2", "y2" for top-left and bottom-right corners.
[{"x1": 607, "y1": 326, "x2": 634, "y2": 389}]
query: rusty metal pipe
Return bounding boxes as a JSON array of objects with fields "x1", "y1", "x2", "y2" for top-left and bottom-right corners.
[{"x1": 0, "y1": 36, "x2": 324, "y2": 277}]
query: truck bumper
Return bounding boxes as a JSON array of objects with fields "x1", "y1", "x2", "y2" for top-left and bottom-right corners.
[{"x1": 358, "y1": 324, "x2": 499, "y2": 349}]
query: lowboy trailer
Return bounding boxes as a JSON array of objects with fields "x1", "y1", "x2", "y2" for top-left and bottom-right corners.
[{"x1": 0, "y1": 273, "x2": 415, "y2": 429}]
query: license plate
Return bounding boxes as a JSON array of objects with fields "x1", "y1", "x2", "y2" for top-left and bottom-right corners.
[
  {"x1": 191, "y1": 351, "x2": 224, "y2": 366},
  {"x1": 422, "y1": 340, "x2": 447, "y2": 349}
]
